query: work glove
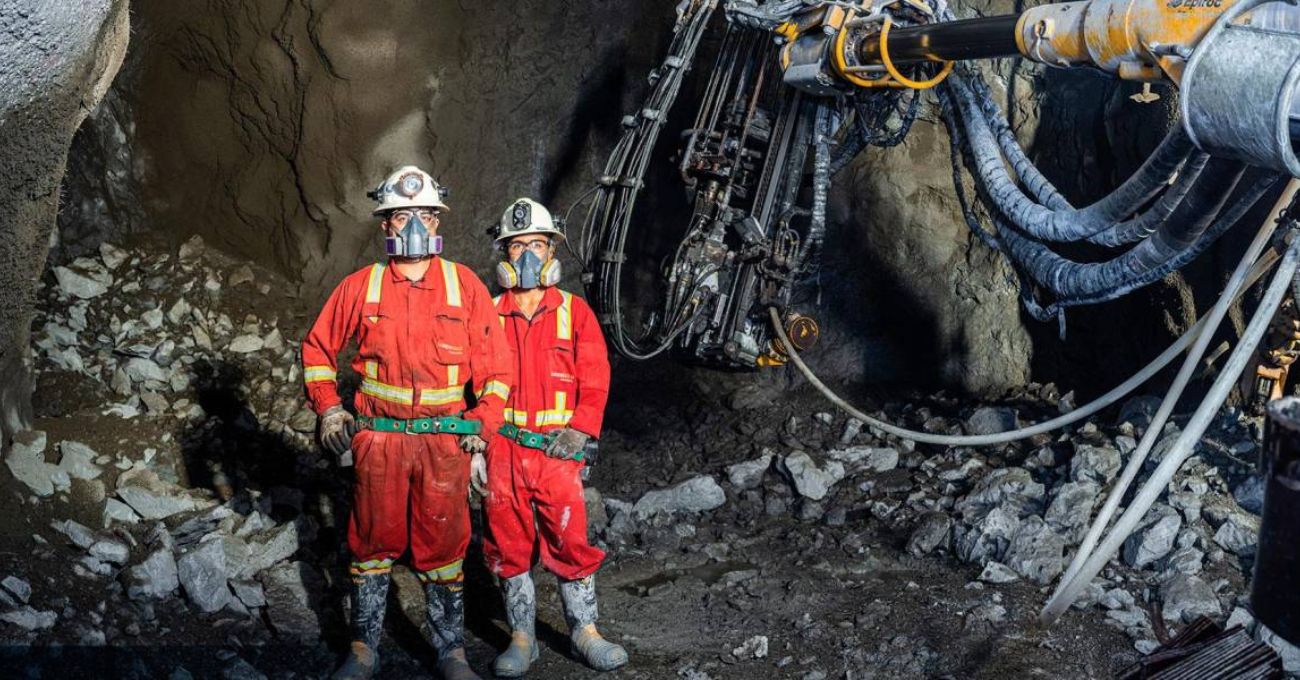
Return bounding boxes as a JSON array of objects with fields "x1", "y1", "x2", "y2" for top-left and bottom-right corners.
[
  {"x1": 459, "y1": 434, "x2": 488, "y2": 454},
  {"x1": 319, "y1": 405, "x2": 357, "y2": 457},
  {"x1": 470, "y1": 452, "x2": 487, "y2": 496},
  {"x1": 545, "y1": 427, "x2": 590, "y2": 460}
]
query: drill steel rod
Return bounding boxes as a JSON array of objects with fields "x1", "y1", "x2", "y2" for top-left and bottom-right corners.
[{"x1": 856, "y1": 14, "x2": 1023, "y2": 65}]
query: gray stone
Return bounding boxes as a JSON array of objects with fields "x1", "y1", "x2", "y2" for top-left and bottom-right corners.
[
  {"x1": 1123, "y1": 506, "x2": 1182, "y2": 569},
  {"x1": 827, "y1": 446, "x2": 899, "y2": 474},
  {"x1": 228, "y1": 334, "x2": 264, "y2": 353},
  {"x1": 53, "y1": 265, "x2": 109, "y2": 299},
  {"x1": 632, "y1": 476, "x2": 726, "y2": 518},
  {"x1": 1071, "y1": 444, "x2": 1121, "y2": 485},
  {"x1": 780, "y1": 452, "x2": 845, "y2": 501},
  {"x1": 1226, "y1": 607, "x2": 1255, "y2": 631},
  {"x1": 57, "y1": 441, "x2": 103, "y2": 480},
  {"x1": 88, "y1": 538, "x2": 130, "y2": 565},
  {"x1": 1213, "y1": 512, "x2": 1260, "y2": 558},
  {"x1": 99, "y1": 243, "x2": 128, "y2": 269},
  {"x1": 906, "y1": 512, "x2": 952, "y2": 556},
  {"x1": 2, "y1": 576, "x2": 31, "y2": 604},
  {"x1": 1003, "y1": 516, "x2": 1067, "y2": 584},
  {"x1": 1100, "y1": 589, "x2": 1136, "y2": 610},
  {"x1": 978, "y1": 561, "x2": 1020, "y2": 584},
  {"x1": 259, "y1": 562, "x2": 323, "y2": 642},
  {"x1": 1232, "y1": 475, "x2": 1266, "y2": 515},
  {"x1": 1160, "y1": 574, "x2": 1221, "y2": 623},
  {"x1": 52, "y1": 519, "x2": 97, "y2": 549},
  {"x1": 1117, "y1": 395, "x2": 1163, "y2": 429},
  {"x1": 236, "y1": 522, "x2": 301, "y2": 578},
  {"x1": 1161, "y1": 546, "x2": 1204, "y2": 577},
  {"x1": 965, "y1": 407, "x2": 1017, "y2": 435},
  {"x1": 288, "y1": 408, "x2": 317, "y2": 434},
  {"x1": 965, "y1": 602, "x2": 1007, "y2": 626},
  {"x1": 726, "y1": 453, "x2": 773, "y2": 490},
  {"x1": 126, "y1": 548, "x2": 179, "y2": 599},
  {"x1": 222, "y1": 657, "x2": 267, "y2": 680},
  {"x1": 230, "y1": 579, "x2": 266, "y2": 609},
  {"x1": 118, "y1": 485, "x2": 196, "y2": 520},
  {"x1": 178, "y1": 539, "x2": 232, "y2": 613},
  {"x1": 955, "y1": 505, "x2": 1021, "y2": 564},
  {"x1": 955, "y1": 468, "x2": 1044, "y2": 521},
  {"x1": 123, "y1": 357, "x2": 166, "y2": 383},
  {"x1": 0, "y1": 607, "x2": 58, "y2": 631},
  {"x1": 6, "y1": 431, "x2": 65, "y2": 497},
  {"x1": 1045, "y1": 481, "x2": 1099, "y2": 542},
  {"x1": 103, "y1": 498, "x2": 142, "y2": 527},
  {"x1": 840, "y1": 418, "x2": 864, "y2": 445}
]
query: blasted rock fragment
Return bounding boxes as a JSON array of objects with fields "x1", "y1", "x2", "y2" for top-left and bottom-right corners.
[
  {"x1": 177, "y1": 539, "x2": 232, "y2": 613},
  {"x1": 955, "y1": 468, "x2": 1044, "y2": 521},
  {"x1": 1003, "y1": 516, "x2": 1067, "y2": 584},
  {"x1": 1044, "y1": 481, "x2": 1099, "y2": 542},
  {"x1": 1070, "y1": 444, "x2": 1121, "y2": 485},
  {"x1": 1160, "y1": 574, "x2": 1221, "y2": 623},
  {"x1": 632, "y1": 476, "x2": 725, "y2": 519},
  {"x1": 0, "y1": 607, "x2": 58, "y2": 631},
  {"x1": 259, "y1": 562, "x2": 323, "y2": 642},
  {"x1": 955, "y1": 505, "x2": 1021, "y2": 564},
  {"x1": 780, "y1": 452, "x2": 844, "y2": 501},
  {"x1": 906, "y1": 512, "x2": 952, "y2": 556},
  {"x1": 126, "y1": 548, "x2": 180, "y2": 600},
  {"x1": 1122, "y1": 506, "x2": 1182, "y2": 569},
  {"x1": 964, "y1": 407, "x2": 1017, "y2": 435},
  {"x1": 2, "y1": 576, "x2": 31, "y2": 604},
  {"x1": 726, "y1": 452, "x2": 773, "y2": 490}
]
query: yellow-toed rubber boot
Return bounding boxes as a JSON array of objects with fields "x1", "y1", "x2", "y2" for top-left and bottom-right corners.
[
  {"x1": 559, "y1": 576, "x2": 628, "y2": 671},
  {"x1": 493, "y1": 572, "x2": 540, "y2": 677}
]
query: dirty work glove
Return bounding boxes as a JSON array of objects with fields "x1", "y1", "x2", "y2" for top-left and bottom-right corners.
[
  {"x1": 459, "y1": 434, "x2": 488, "y2": 454},
  {"x1": 319, "y1": 405, "x2": 356, "y2": 456},
  {"x1": 470, "y1": 452, "x2": 487, "y2": 496},
  {"x1": 545, "y1": 428, "x2": 590, "y2": 460}
]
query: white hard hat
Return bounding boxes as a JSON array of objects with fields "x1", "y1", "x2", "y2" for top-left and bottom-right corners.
[
  {"x1": 493, "y1": 198, "x2": 564, "y2": 245},
  {"x1": 369, "y1": 165, "x2": 450, "y2": 215}
]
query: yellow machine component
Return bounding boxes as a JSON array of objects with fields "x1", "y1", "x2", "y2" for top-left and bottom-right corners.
[
  {"x1": 1015, "y1": 0, "x2": 1243, "y2": 82},
  {"x1": 1254, "y1": 299, "x2": 1300, "y2": 402},
  {"x1": 758, "y1": 314, "x2": 821, "y2": 367}
]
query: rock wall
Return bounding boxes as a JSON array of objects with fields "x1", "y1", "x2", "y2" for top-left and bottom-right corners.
[
  {"x1": 52, "y1": 0, "x2": 1265, "y2": 399},
  {"x1": 0, "y1": 0, "x2": 130, "y2": 445}
]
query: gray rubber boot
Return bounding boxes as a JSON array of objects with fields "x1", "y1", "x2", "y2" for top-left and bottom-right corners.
[
  {"x1": 559, "y1": 575, "x2": 628, "y2": 671},
  {"x1": 493, "y1": 573, "x2": 540, "y2": 677},
  {"x1": 424, "y1": 582, "x2": 482, "y2": 680},
  {"x1": 332, "y1": 572, "x2": 390, "y2": 680}
]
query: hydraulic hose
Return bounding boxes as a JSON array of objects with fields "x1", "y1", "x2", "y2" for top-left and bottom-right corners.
[
  {"x1": 1085, "y1": 154, "x2": 1212, "y2": 247},
  {"x1": 947, "y1": 74, "x2": 1197, "y2": 243},
  {"x1": 767, "y1": 246, "x2": 1282, "y2": 449},
  {"x1": 1052, "y1": 180, "x2": 1297, "y2": 596},
  {"x1": 1041, "y1": 229, "x2": 1300, "y2": 624},
  {"x1": 998, "y1": 159, "x2": 1250, "y2": 300}
]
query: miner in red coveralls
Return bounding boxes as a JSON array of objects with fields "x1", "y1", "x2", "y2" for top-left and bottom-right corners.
[
  {"x1": 479, "y1": 198, "x2": 628, "y2": 677},
  {"x1": 302, "y1": 166, "x2": 511, "y2": 680}
]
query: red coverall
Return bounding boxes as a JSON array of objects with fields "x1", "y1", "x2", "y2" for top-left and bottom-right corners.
[
  {"x1": 302, "y1": 259, "x2": 511, "y2": 584},
  {"x1": 483, "y1": 287, "x2": 610, "y2": 581}
]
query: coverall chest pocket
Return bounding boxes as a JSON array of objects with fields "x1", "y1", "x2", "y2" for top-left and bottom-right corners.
[
  {"x1": 431, "y1": 311, "x2": 471, "y2": 364},
  {"x1": 358, "y1": 303, "x2": 391, "y2": 351},
  {"x1": 546, "y1": 338, "x2": 577, "y2": 386}
]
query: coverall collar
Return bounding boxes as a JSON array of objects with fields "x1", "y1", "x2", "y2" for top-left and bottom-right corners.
[
  {"x1": 500, "y1": 286, "x2": 564, "y2": 318},
  {"x1": 386, "y1": 256, "x2": 442, "y2": 289}
]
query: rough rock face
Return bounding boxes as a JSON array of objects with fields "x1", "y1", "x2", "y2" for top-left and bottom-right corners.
[{"x1": 0, "y1": 0, "x2": 129, "y2": 444}]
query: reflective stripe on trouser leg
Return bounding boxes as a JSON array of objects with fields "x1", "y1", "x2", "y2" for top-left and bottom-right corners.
[
  {"x1": 416, "y1": 559, "x2": 464, "y2": 585},
  {"x1": 424, "y1": 581, "x2": 466, "y2": 658}
]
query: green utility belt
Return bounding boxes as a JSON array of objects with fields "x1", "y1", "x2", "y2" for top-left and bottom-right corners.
[
  {"x1": 358, "y1": 415, "x2": 481, "y2": 435},
  {"x1": 498, "y1": 423, "x2": 586, "y2": 462}
]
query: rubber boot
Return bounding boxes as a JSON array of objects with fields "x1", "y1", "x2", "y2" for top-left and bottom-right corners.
[
  {"x1": 332, "y1": 572, "x2": 391, "y2": 680},
  {"x1": 559, "y1": 575, "x2": 628, "y2": 671},
  {"x1": 424, "y1": 582, "x2": 481, "y2": 680},
  {"x1": 493, "y1": 573, "x2": 540, "y2": 677}
]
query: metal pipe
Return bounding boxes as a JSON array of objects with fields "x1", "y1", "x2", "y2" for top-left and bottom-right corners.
[{"x1": 856, "y1": 15, "x2": 1022, "y2": 65}]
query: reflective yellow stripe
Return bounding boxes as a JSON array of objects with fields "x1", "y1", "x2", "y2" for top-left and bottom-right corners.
[
  {"x1": 503, "y1": 408, "x2": 529, "y2": 426},
  {"x1": 447, "y1": 365, "x2": 460, "y2": 385},
  {"x1": 351, "y1": 557, "x2": 394, "y2": 571},
  {"x1": 535, "y1": 391, "x2": 574, "y2": 427},
  {"x1": 303, "y1": 366, "x2": 337, "y2": 383},
  {"x1": 360, "y1": 378, "x2": 414, "y2": 405},
  {"x1": 417, "y1": 559, "x2": 464, "y2": 583},
  {"x1": 479, "y1": 380, "x2": 510, "y2": 402},
  {"x1": 418, "y1": 385, "x2": 463, "y2": 406},
  {"x1": 365, "y1": 361, "x2": 378, "y2": 379},
  {"x1": 556, "y1": 291, "x2": 573, "y2": 341},
  {"x1": 365, "y1": 264, "x2": 385, "y2": 304},
  {"x1": 440, "y1": 259, "x2": 461, "y2": 307}
]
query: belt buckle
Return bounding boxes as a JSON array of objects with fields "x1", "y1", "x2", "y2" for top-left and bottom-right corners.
[{"x1": 405, "y1": 419, "x2": 430, "y2": 435}]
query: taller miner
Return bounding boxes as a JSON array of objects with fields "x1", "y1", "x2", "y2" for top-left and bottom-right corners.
[{"x1": 301, "y1": 166, "x2": 512, "y2": 680}]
